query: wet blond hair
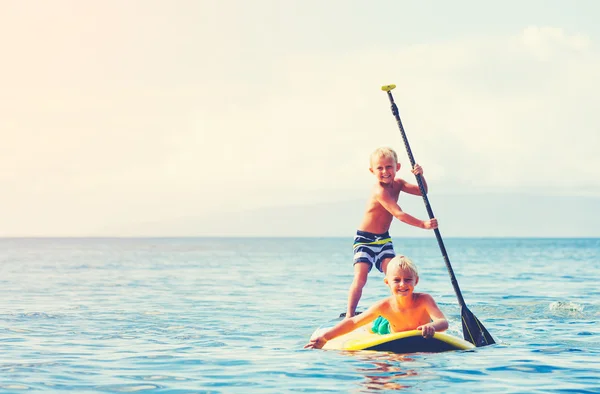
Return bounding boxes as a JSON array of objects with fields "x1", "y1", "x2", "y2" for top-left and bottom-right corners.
[
  {"x1": 386, "y1": 255, "x2": 419, "y2": 279},
  {"x1": 370, "y1": 147, "x2": 399, "y2": 168}
]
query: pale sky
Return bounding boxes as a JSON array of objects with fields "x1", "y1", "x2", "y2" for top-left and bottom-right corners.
[{"x1": 1, "y1": 1, "x2": 599, "y2": 236}]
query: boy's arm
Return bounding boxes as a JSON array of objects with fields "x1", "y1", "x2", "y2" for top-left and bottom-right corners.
[
  {"x1": 399, "y1": 164, "x2": 428, "y2": 196},
  {"x1": 304, "y1": 302, "x2": 384, "y2": 349},
  {"x1": 417, "y1": 294, "x2": 449, "y2": 338},
  {"x1": 376, "y1": 191, "x2": 437, "y2": 229}
]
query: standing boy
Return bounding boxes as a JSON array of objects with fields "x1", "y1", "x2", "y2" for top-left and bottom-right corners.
[{"x1": 347, "y1": 147, "x2": 437, "y2": 318}]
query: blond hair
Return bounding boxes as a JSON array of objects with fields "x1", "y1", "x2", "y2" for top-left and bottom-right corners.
[
  {"x1": 370, "y1": 147, "x2": 398, "y2": 167},
  {"x1": 386, "y1": 255, "x2": 419, "y2": 278}
]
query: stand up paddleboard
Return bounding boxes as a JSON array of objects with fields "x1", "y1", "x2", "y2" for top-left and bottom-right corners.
[
  {"x1": 306, "y1": 85, "x2": 495, "y2": 355},
  {"x1": 311, "y1": 317, "x2": 474, "y2": 353}
]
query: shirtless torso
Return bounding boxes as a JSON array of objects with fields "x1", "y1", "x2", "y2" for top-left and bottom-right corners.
[
  {"x1": 376, "y1": 292, "x2": 437, "y2": 332},
  {"x1": 358, "y1": 178, "x2": 405, "y2": 234}
]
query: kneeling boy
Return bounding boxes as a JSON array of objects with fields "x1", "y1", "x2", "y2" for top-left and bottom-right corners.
[{"x1": 305, "y1": 255, "x2": 448, "y2": 349}]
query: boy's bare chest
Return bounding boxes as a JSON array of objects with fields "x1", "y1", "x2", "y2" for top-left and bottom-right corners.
[
  {"x1": 386, "y1": 303, "x2": 430, "y2": 331},
  {"x1": 383, "y1": 187, "x2": 401, "y2": 201},
  {"x1": 372, "y1": 183, "x2": 402, "y2": 204}
]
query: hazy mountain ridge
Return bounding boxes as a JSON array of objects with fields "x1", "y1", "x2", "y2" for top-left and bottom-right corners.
[{"x1": 111, "y1": 193, "x2": 600, "y2": 237}]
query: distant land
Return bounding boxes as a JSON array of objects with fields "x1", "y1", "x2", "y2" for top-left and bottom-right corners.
[{"x1": 111, "y1": 193, "x2": 600, "y2": 238}]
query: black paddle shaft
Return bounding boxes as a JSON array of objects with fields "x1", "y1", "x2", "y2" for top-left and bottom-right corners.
[
  {"x1": 384, "y1": 89, "x2": 496, "y2": 347},
  {"x1": 384, "y1": 91, "x2": 467, "y2": 308}
]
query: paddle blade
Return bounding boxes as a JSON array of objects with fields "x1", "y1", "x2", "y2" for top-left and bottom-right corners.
[{"x1": 461, "y1": 306, "x2": 495, "y2": 347}]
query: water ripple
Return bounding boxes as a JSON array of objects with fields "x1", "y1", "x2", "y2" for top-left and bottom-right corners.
[{"x1": 0, "y1": 238, "x2": 599, "y2": 392}]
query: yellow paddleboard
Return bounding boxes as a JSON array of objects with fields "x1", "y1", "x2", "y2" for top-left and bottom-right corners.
[{"x1": 312, "y1": 319, "x2": 475, "y2": 353}]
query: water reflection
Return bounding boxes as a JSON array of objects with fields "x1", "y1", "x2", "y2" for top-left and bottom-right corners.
[{"x1": 345, "y1": 351, "x2": 421, "y2": 391}]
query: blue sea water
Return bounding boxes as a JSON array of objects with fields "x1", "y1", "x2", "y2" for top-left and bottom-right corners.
[{"x1": 0, "y1": 237, "x2": 599, "y2": 393}]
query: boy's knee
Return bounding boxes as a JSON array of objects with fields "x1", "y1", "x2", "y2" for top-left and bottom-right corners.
[
  {"x1": 351, "y1": 262, "x2": 371, "y2": 288},
  {"x1": 352, "y1": 275, "x2": 368, "y2": 288}
]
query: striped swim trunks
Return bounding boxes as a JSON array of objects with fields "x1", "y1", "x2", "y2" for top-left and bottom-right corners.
[{"x1": 353, "y1": 230, "x2": 396, "y2": 273}]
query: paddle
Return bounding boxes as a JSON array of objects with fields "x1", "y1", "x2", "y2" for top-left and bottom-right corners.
[{"x1": 381, "y1": 84, "x2": 495, "y2": 347}]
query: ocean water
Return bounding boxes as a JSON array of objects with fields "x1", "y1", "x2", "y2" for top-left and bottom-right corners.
[{"x1": 0, "y1": 237, "x2": 599, "y2": 393}]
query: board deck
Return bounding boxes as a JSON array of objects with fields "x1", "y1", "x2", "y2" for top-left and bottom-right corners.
[{"x1": 312, "y1": 318, "x2": 475, "y2": 353}]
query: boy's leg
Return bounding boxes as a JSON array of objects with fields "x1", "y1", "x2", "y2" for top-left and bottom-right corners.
[
  {"x1": 346, "y1": 262, "x2": 370, "y2": 318},
  {"x1": 380, "y1": 257, "x2": 394, "y2": 276}
]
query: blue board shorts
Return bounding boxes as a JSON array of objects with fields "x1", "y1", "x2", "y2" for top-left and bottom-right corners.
[{"x1": 353, "y1": 230, "x2": 396, "y2": 273}]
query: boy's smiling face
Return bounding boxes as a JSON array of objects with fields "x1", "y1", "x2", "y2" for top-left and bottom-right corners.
[
  {"x1": 384, "y1": 267, "x2": 418, "y2": 298},
  {"x1": 370, "y1": 155, "x2": 401, "y2": 185}
]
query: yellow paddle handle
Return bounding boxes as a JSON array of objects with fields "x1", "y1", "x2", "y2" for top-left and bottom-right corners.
[{"x1": 381, "y1": 84, "x2": 396, "y2": 91}]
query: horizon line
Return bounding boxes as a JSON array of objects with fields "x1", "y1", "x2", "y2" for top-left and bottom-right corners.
[{"x1": 1, "y1": 236, "x2": 599, "y2": 240}]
